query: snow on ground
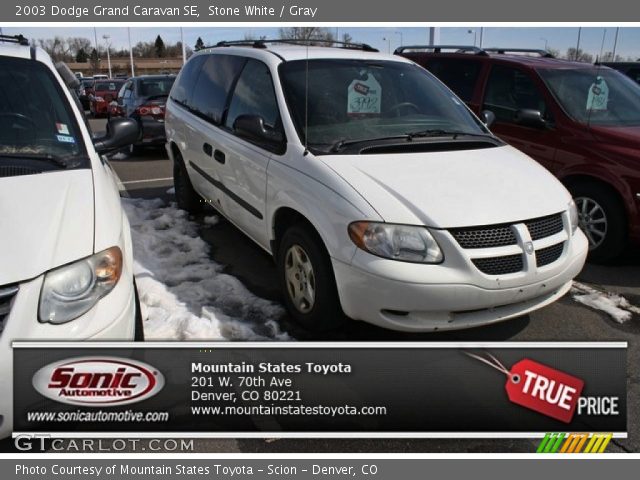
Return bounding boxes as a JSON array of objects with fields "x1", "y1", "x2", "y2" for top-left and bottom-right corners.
[
  {"x1": 123, "y1": 198, "x2": 289, "y2": 341},
  {"x1": 571, "y1": 281, "x2": 640, "y2": 324},
  {"x1": 110, "y1": 152, "x2": 128, "y2": 160}
]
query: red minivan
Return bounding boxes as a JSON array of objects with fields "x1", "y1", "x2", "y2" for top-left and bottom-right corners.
[{"x1": 397, "y1": 46, "x2": 640, "y2": 262}]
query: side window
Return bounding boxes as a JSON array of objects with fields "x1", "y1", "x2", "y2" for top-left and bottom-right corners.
[
  {"x1": 425, "y1": 59, "x2": 481, "y2": 102},
  {"x1": 225, "y1": 59, "x2": 281, "y2": 132},
  {"x1": 190, "y1": 54, "x2": 246, "y2": 124},
  {"x1": 484, "y1": 65, "x2": 549, "y2": 123},
  {"x1": 170, "y1": 55, "x2": 205, "y2": 108},
  {"x1": 120, "y1": 80, "x2": 132, "y2": 99}
]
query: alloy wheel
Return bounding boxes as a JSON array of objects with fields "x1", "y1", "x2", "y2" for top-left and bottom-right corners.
[{"x1": 575, "y1": 196, "x2": 608, "y2": 250}]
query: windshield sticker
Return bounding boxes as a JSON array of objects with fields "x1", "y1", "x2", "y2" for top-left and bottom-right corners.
[
  {"x1": 56, "y1": 135, "x2": 76, "y2": 144},
  {"x1": 55, "y1": 123, "x2": 70, "y2": 135},
  {"x1": 347, "y1": 73, "x2": 382, "y2": 116},
  {"x1": 587, "y1": 76, "x2": 609, "y2": 111}
]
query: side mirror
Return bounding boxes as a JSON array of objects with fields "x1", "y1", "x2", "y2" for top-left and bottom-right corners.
[
  {"x1": 514, "y1": 109, "x2": 546, "y2": 129},
  {"x1": 233, "y1": 114, "x2": 284, "y2": 148},
  {"x1": 481, "y1": 110, "x2": 496, "y2": 128},
  {"x1": 93, "y1": 117, "x2": 140, "y2": 155}
]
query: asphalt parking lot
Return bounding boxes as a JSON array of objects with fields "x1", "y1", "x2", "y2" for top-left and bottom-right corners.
[{"x1": 102, "y1": 118, "x2": 639, "y2": 452}]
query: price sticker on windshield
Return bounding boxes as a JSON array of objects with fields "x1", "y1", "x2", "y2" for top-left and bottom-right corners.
[{"x1": 348, "y1": 74, "x2": 381, "y2": 116}]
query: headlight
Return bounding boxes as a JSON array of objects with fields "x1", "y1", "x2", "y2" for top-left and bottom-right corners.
[
  {"x1": 39, "y1": 247, "x2": 123, "y2": 324},
  {"x1": 348, "y1": 222, "x2": 443, "y2": 263},
  {"x1": 568, "y1": 200, "x2": 579, "y2": 234}
]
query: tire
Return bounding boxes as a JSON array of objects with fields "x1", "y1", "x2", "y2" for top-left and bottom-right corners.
[
  {"x1": 133, "y1": 280, "x2": 145, "y2": 341},
  {"x1": 173, "y1": 150, "x2": 202, "y2": 214},
  {"x1": 569, "y1": 181, "x2": 627, "y2": 263},
  {"x1": 277, "y1": 224, "x2": 345, "y2": 331}
]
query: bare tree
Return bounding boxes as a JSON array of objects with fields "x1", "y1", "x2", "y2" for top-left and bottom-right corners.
[
  {"x1": 565, "y1": 48, "x2": 594, "y2": 63},
  {"x1": 278, "y1": 27, "x2": 335, "y2": 45},
  {"x1": 341, "y1": 33, "x2": 353, "y2": 44}
]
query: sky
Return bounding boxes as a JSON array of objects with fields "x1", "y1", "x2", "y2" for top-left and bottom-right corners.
[{"x1": 1, "y1": 26, "x2": 639, "y2": 60}]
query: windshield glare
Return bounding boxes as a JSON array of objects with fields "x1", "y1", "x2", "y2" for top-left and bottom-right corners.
[
  {"x1": 279, "y1": 59, "x2": 486, "y2": 151},
  {"x1": 539, "y1": 67, "x2": 640, "y2": 126},
  {"x1": 0, "y1": 56, "x2": 87, "y2": 166}
]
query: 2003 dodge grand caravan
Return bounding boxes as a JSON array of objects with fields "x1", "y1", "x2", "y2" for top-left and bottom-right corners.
[{"x1": 165, "y1": 40, "x2": 589, "y2": 332}]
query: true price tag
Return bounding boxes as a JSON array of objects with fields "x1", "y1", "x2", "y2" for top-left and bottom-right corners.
[
  {"x1": 466, "y1": 352, "x2": 584, "y2": 424},
  {"x1": 507, "y1": 359, "x2": 584, "y2": 423}
]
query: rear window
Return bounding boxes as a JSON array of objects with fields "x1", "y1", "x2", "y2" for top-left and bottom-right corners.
[
  {"x1": 0, "y1": 56, "x2": 88, "y2": 168},
  {"x1": 138, "y1": 77, "x2": 175, "y2": 98},
  {"x1": 95, "y1": 81, "x2": 123, "y2": 91}
]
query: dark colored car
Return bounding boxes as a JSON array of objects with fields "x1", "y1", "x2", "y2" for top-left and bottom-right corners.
[
  {"x1": 90, "y1": 79, "x2": 125, "y2": 117},
  {"x1": 110, "y1": 75, "x2": 175, "y2": 154},
  {"x1": 597, "y1": 62, "x2": 640, "y2": 85},
  {"x1": 396, "y1": 46, "x2": 640, "y2": 262}
]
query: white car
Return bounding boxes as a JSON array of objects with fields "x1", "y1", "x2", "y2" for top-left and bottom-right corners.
[
  {"x1": 0, "y1": 37, "x2": 141, "y2": 438},
  {"x1": 165, "y1": 40, "x2": 589, "y2": 332}
]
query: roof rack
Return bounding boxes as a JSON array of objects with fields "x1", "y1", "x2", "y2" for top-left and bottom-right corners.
[
  {"x1": 483, "y1": 48, "x2": 555, "y2": 58},
  {"x1": 0, "y1": 34, "x2": 29, "y2": 46},
  {"x1": 394, "y1": 45, "x2": 488, "y2": 55},
  {"x1": 208, "y1": 39, "x2": 379, "y2": 52}
]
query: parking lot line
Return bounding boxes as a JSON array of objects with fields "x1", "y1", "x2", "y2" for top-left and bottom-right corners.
[{"x1": 121, "y1": 177, "x2": 173, "y2": 185}]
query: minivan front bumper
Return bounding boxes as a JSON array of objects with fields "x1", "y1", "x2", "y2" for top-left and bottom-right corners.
[{"x1": 333, "y1": 228, "x2": 588, "y2": 332}]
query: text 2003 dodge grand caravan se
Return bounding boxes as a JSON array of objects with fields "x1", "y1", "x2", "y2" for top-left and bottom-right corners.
[{"x1": 165, "y1": 40, "x2": 588, "y2": 332}]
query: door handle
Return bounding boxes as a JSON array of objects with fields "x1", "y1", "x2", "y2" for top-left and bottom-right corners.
[
  {"x1": 214, "y1": 149, "x2": 226, "y2": 164},
  {"x1": 202, "y1": 143, "x2": 213, "y2": 156}
]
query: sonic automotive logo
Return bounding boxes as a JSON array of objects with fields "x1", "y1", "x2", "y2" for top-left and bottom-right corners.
[{"x1": 32, "y1": 357, "x2": 165, "y2": 406}]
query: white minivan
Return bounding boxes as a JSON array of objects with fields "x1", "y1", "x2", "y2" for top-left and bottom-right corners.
[
  {"x1": 165, "y1": 40, "x2": 589, "y2": 332},
  {"x1": 0, "y1": 37, "x2": 141, "y2": 438}
]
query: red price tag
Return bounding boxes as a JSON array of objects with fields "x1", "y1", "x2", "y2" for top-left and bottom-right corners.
[
  {"x1": 506, "y1": 359, "x2": 584, "y2": 424},
  {"x1": 465, "y1": 352, "x2": 585, "y2": 424}
]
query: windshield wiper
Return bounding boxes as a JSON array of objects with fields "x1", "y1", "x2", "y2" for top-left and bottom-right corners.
[
  {"x1": 406, "y1": 129, "x2": 493, "y2": 140},
  {"x1": 0, "y1": 152, "x2": 68, "y2": 168},
  {"x1": 330, "y1": 135, "x2": 410, "y2": 152}
]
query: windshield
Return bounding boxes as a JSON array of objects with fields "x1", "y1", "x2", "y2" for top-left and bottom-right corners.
[
  {"x1": 0, "y1": 56, "x2": 87, "y2": 170},
  {"x1": 139, "y1": 77, "x2": 175, "y2": 98},
  {"x1": 279, "y1": 59, "x2": 487, "y2": 152},
  {"x1": 539, "y1": 67, "x2": 640, "y2": 126}
]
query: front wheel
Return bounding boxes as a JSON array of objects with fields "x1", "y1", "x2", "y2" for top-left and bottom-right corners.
[
  {"x1": 277, "y1": 225, "x2": 345, "y2": 331},
  {"x1": 570, "y1": 182, "x2": 626, "y2": 263}
]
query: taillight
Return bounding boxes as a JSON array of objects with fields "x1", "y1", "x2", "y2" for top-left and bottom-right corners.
[{"x1": 136, "y1": 104, "x2": 165, "y2": 118}]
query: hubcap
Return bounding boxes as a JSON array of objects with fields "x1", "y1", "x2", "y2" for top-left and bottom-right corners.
[
  {"x1": 575, "y1": 196, "x2": 608, "y2": 250},
  {"x1": 284, "y1": 244, "x2": 316, "y2": 313}
]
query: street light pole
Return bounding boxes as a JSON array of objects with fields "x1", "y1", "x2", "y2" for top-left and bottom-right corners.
[
  {"x1": 612, "y1": 27, "x2": 620, "y2": 60},
  {"x1": 575, "y1": 27, "x2": 582, "y2": 61},
  {"x1": 102, "y1": 35, "x2": 112, "y2": 78},
  {"x1": 540, "y1": 37, "x2": 548, "y2": 50},
  {"x1": 382, "y1": 37, "x2": 391, "y2": 54},
  {"x1": 468, "y1": 29, "x2": 477, "y2": 47},
  {"x1": 128, "y1": 28, "x2": 135, "y2": 77}
]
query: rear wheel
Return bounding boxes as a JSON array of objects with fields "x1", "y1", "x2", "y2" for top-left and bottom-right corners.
[
  {"x1": 569, "y1": 181, "x2": 626, "y2": 263},
  {"x1": 173, "y1": 150, "x2": 202, "y2": 214},
  {"x1": 277, "y1": 224, "x2": 345, "y2": 331}
]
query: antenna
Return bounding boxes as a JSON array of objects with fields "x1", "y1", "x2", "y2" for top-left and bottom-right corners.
[{"x1": 303, "y1": 42, "x2": 309, "y2": 156}]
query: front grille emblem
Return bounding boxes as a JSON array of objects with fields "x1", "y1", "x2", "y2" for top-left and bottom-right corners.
[{"x1": 524, "y1": 241, "x2": 534, "y2": 255}]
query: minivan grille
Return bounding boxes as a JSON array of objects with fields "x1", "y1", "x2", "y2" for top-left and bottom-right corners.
[
  {"x1": 449, "y1": 213, "x2": 566, "y2": 276},
  {"x1": 0, "y1": 284, "x2": 18, "y2": 335},
  {"x1": 449, "y1": 224, "x2": 517, "y2": 249},
  {"x1": 472, "y1": 254, "x2": 524, "y2": 276},
  {"x1": 535, "y1": 242, "x2": 565, "y2": 267},
  {"x1": 525, "y1": 214, "x2": 564, "y2": 240}
]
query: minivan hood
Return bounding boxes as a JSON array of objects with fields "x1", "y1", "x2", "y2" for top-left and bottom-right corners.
[
  {"x1": 0, "y1": 170, "x2": 94, "y2": 285},
  {"x1": 320, "y1": 145, "x2": 570, "y2": 228}
]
